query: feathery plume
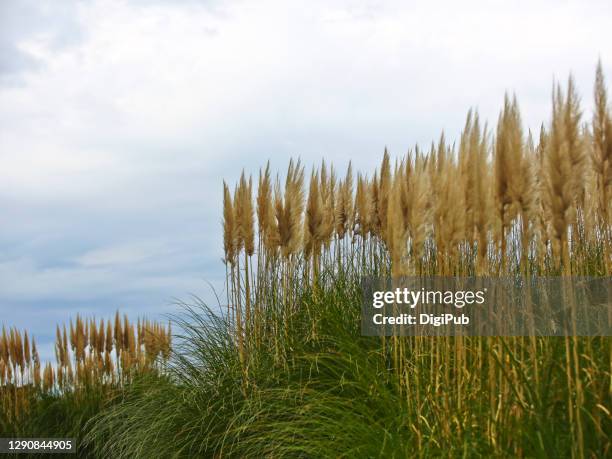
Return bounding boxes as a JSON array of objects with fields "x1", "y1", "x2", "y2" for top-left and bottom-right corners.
[{"x1": 223, "y1": 181, "x2": 236, "y2": 265}]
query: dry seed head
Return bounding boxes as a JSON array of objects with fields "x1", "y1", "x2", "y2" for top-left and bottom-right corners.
[
  {"x1": 144, "y1": 321, "x2": 156, "y2": 359},
  {"x1": 287, "y1": 159, "x2": 305, "y2": 255},
  {"x1": 114, "y1": 311, "x2": 123, "y2": 354},
  {"x1": 34, "y1": 366, "x2": 41, "y2": 387},
  {"x1": 378, "y1": 150, "x2": 391, "y2": 243},
  {"x1": 370, "y1": 173, "x2": 381, "y2": 237},
  {"x1": 105, "y1": 320, "x2": 113, "y2": 354},
  {"x1": 89, "y1": 318, "x2": 97, "y2": 353},
  {"x1": 123, "y1": 315, "x2": 130, "y2": 350},
  {"x1": 7, "y1": 328, "x2": 14, "y2": 365},
  {"x1": 43, "y1": 362, "x2": 54, "y2": 391},
  {"x1": 162, "y1": 323, "x2": 171, "y2": 360},
  {"x1": 137, "y1": 318, "x2": 144, "y2": 347},
  {"x1": 76, "y1": 317, "x2": 85, "y2": 362},
  {"x1": 355, "y1": 174, "x2": 372, "y2": 237},
  {"x1": 545, "y1": 77, "x2": 585, "y2": 258},
  {"x1": 18, "y1": 330, "x2": 25, "y2": 370},
  {"x1": 304, "y1": 169, "x2": 323, "y2": 258},
  {"x1": 320, "y1": 159, "x2": 329, "y2": 197},
  {"x1": 335, "y1": 162, "x2": 354, "y2": 239},
  {"x1": 6, "y1": 360, "x2": 12, "y2": 383},
  {"x1": 96, "y1": 319, "x2": 105, "y2": 354},
  {"x1": 239, "y1": 173, "x2": 255, "y2": 256},
  {"x1": 23, "y1": 331, "x2": 30, "y2": 367},
  {"x1": 435, "y1": 159, "x2": 466, "y2": 262},
  {"x1": 104, "y1": 351, "x2": 112, "y2": 375},
  {"x1": 522, "y1": 132, "x2": 540, "y2": 231},
  {"x1": 8, "y1": 327, "x2": 17, "y2": 367},
  {"x1": 55, "y1": 325, "x2": 64, "y2": 367},
  {"x1": 535, "y1": 125, "x2": 553, "y2": 246},
  {"x1": 431, "y1": 137, "x2": 447, "y2": 253},
  {"x1": 512, "y1": 103, "x2": 538, "y2": 231},
  {"x1": 32, "y1": 341, "x2": 41, "y2": 387},
  {"x1": 223, "y1": 181, "x2": 236, "y2": 264},
  {"x1": 57, "y1": 361, "x2": 64, "y2": 387},
  {"x1": 435, "y1": 132, "x2": 448, "y2": 175},
  {"x1": 83, "y1": 316, "x2": 89, "y2": 350},
  {"x1": 97, "y1": 354, "x2": 104, "y2": 374},
  {"x1": 274, "y1": 178, "x2": 290, "y2": 253},
  {"x1": 494, "y1": 94, "x2": 524, "y2": 231},
  {"x1": 320, "y1": 162, "x2": 336, "y2": 245},
  {"x1": 257, "y1": 163, "x2": 276, "y2": 251},
  {"x1": 276, "y1": 159, "x2": 305, "y2": 257},
  {"x1": 476, "y1": 124, "x2": 493, "y2": 252},
  {"x1": 1, "y1": 326, "x2": 9, "y2": 363},
  {"x1": 8, "y1": 328, "x2": 15, "y2": 368},
  {"x1": 258, "y1": 163, "x2": 280, "y2": 253},
  {"x1": 13, "y1": 329, "x2": 24, "y2": 370},
  {"x1": 593, "y1": 60, "x2": 612, "y2": 223},
  {"x1": 397, "y1": 158, "x2": 410, "y2": 229},
  {"x1": 69, "y1": 320, "x2": 76, "y2": 351},
  {"x1": 8, "y1": 328, "x2": 15, "y2": 367},
  {"x1": 459, "y1": 110, "x2": 486, "y2": 240},
  {"x1": 345, "y1": 161, "x2": 354, "y2": 229},
  {"x1": 265, "y1": 194, "x2": 280, "y2": 252},
  {"x1": 388, "y1": 175, "x2": 408, "y2": 276},
  {"x1": 128, "y1": 321, "x2": 136, "y2": 358},
  {"x1": 407, "y1": 155, "x2": 432, "y2": 262},
  {"x1": 62, "y1": 325, "x2": 69, "y2": 367}
]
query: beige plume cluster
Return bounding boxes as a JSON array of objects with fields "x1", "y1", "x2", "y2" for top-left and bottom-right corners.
[
  {"x1": 223, "y1": 73, "x2": 611, "y2": 277},
  {"x1": 1, "y1": 313, "x2": 171, "y2": 422},
  {"x1": 222, "y1": 63, "x2": 612, "y2": 374}
]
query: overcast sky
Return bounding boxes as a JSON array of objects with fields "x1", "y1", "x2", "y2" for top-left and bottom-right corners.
[{"x1": 2, "y1": 0, "x2": 612, "y2": 360}]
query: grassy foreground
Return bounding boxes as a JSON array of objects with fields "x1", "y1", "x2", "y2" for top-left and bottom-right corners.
[
  {"x1": 85, "y1": 276, "x2": 610, "y2": 458},
  {"x1": 5, "y1": 277, "x2": 607, "y2": 457}
]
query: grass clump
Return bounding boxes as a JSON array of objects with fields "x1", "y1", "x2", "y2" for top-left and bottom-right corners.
[
  {"x1": 87, "y1": 269, "x2": 610, "y2": 457},
  {"x1": 0, "y1": 313, "x2": 171, "y2": 457}
]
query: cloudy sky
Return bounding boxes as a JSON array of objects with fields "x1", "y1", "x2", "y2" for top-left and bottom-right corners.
[{"x1": 1, "y1": 0, "x2": 611, "y2": 360}]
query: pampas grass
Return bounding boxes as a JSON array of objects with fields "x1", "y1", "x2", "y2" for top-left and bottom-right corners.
[
  {"x1": 1, "y1": 313, "x2": 170, "y2": 443},
  {"x1": 212, "y1": 62, "x2": 611, "y2": 458},
  {"x1": 3, "y1": 62, "x2": 611, "y2": 458}
]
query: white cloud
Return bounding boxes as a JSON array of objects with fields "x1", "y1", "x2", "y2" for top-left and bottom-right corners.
[
  {"x1": 74, "y1": 240, "x2": 171, "y2": 267},
  {"x1": 3, "y1": 0, "x2": 610, "y2": 195},
  {"x1": 0, "y1": 249, "x2": 215, "y2": 302}
]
